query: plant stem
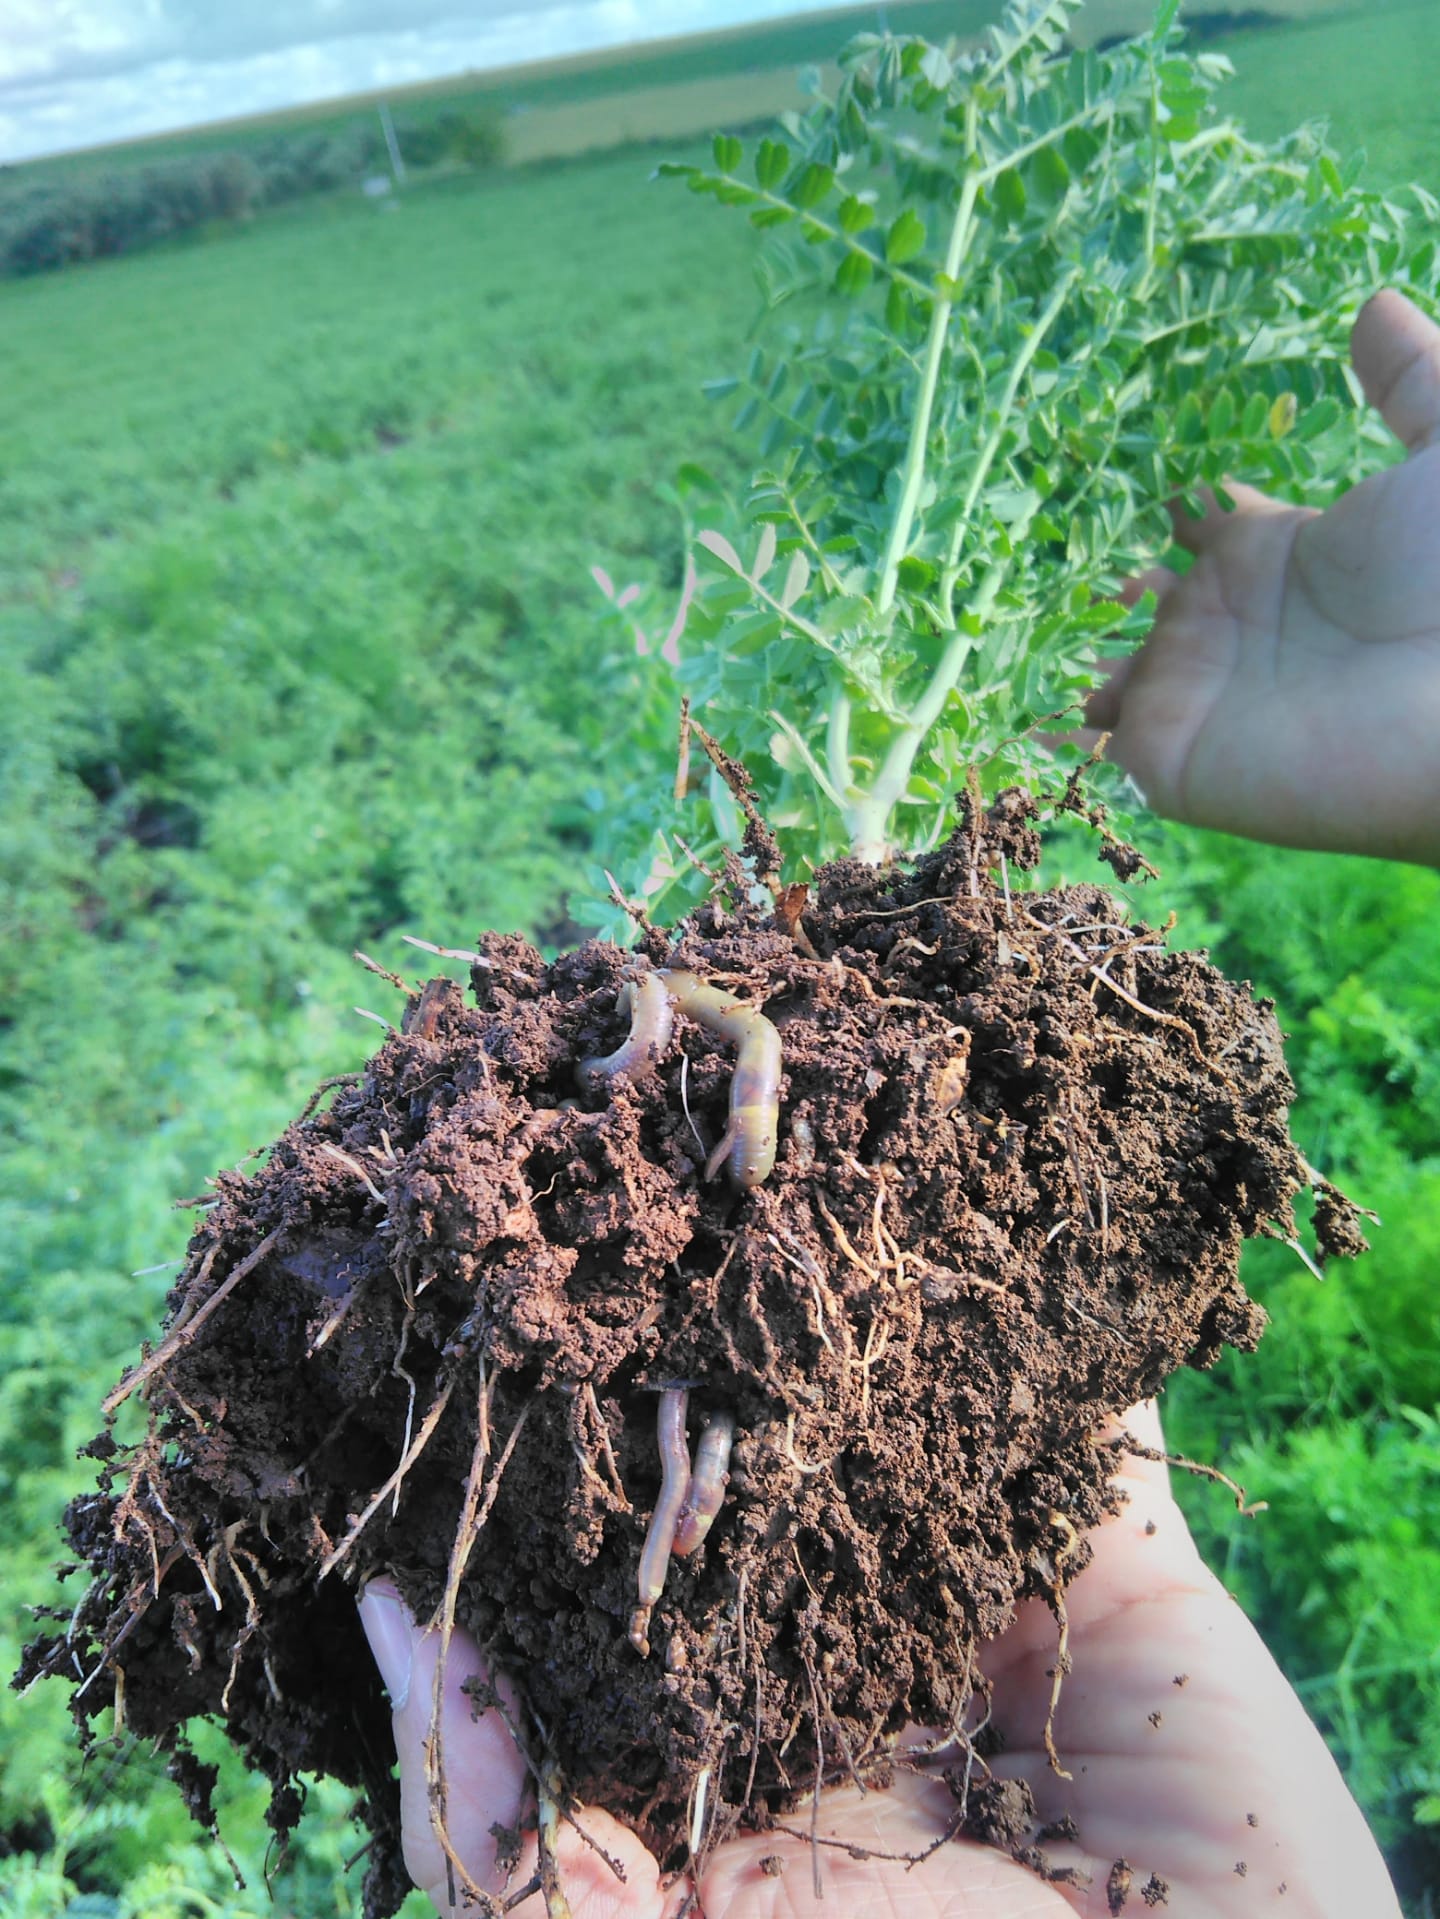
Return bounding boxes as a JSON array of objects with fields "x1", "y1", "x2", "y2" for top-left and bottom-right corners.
[
  {"x1": 939, "y1": 266, "x2": 1078, "y2": 624},
  {"x1": 826, "y1": 689, "x2": 852, "y2": 807},
  {"x1": 875, "y1": 99, "x2": 980, "y2": 618},
  {"x1": 1143, "y1": 49, "x2": 1161, "y2": 283},
  {"x1": 847, "y1": 559, "x2": 1007, "y2": 862},
  {"x1": 845, "y1": 264, "x2": 1077, "y2": 860}
]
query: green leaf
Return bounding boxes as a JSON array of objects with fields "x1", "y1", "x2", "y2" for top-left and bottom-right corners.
[
  {"x1": 1206, "y1": 389, "x2": 1236, "y2": 441},
  {"x1": 1175, "y1": 392, "x2": 1206, "y2": 445},
  {"x1": 1031, "y1": 145, "x2": 1071, "y2": 203},
  {"x1": 1295, "y1": 395, "x2": 1343, "y2": 440},
  {"x1": 755, "y1": 138, "x2": 790, "y2": 190},
  {"x1": 697, "y1": 529, "x2": 746, "y2": 575},
  {"x1": 885, "y1": 208, "x2": 927, "y2": 266},
  {"x1": 836, "y1": 251, "x2": 874, "y2": 296},
  {"x1": 727, "y1": 612, "x2": 783, "y2": 656},
  {"x1": 779, "y1": 549, "x2": 811, "y2": 610},
  {"x1": 712, "y1": 134, "x2": 743, "y2": 173},
  {"x1": 919, "y1": 45, "x2": 953, "y2": 90},
  {"x1": 838, "y1": 195, "x2": 874, "y2": 234},
  {"x1": 995, "y1": 169, "x2": 1027, "y2": 223},
  {"x1": 1240, "y1": 391, "x2": 1270, "y2": 438},
  {"x1": 790, "y1": 163, "x2": 835, "y2": 210},
  {"x1": 676, "y1": 462, "x2": 721, "y2": 494}
]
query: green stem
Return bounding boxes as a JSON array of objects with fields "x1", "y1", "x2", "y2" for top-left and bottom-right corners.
[
  {"x1": 1143, "y1": 50, "x2": 1160, "y2": 283},
  {"x1": 939, "y1": 266, "x2": 1077, "y2": 624},
  {"x1": 826, "y1": 689, "x2": 852, "y2": 808},
  {"x1": 847, "y1": 559, "x2": 1007, "y2": 862},
  {"x1": 875, "y1": 99, "x2": 980, "y2": 618}
]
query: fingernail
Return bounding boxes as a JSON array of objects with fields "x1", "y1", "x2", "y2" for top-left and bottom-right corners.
[{"x1": 359, "y1": 1579, "x2": 416, "y2": 1712}]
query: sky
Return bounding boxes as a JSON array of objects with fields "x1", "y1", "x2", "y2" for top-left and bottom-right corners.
[{"x1": 0, "y1": 0, "x2": 864, "y2": 164}]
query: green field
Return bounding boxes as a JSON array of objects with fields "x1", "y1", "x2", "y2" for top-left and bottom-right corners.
[{"x1": 3, "y1": 2, "x2": 1439, "y2": 1912}]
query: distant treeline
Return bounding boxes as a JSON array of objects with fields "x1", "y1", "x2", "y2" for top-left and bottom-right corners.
[{"x1": 0, "y1": 108, "x2": 503, "y2": 279}]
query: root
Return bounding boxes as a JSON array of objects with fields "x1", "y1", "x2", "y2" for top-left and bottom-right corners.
[
  {"x1": 536, "y1": 1762, "x2": 575, "y2": 1919},
  {"x1": 1018, "y1": 904, "x2": 1209, "y2": 1065},
  {"x1": 294, "y1": 1071, "x2": 362, "y2": 1124},
  {"x1": 318, "y1": 1375, "x2": 457, "y2": 1578},
  {"x1": 425, "y1": 1364, "x2": 530, "y2": 1917},
  {"x1": 1101, "y1": 1434, "x2": 1269, "y2": 1516},
  {"x1": 1038, "y1": 1511, "x2": 1082, "y2": 1780},
  {"x1": 104, "y1": 1227, "x2": 285, "y2": 1415},
  {"x1": 317, "y1": 1141, "x2": 387, "y2": 1205}
]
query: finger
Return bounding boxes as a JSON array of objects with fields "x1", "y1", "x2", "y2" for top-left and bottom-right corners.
[
  {"x1": 360, "y1": 1579, "x2": 528, "y2": 1908},
  {"x1": 1351, "y1": 286, "x2": 1440, "y2": 451},
  {"x1": 1167, "y1": 478, "x2": 1288, "y2": 554}
]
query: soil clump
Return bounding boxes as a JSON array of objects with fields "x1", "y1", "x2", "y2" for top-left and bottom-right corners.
[{"x1": 19, "y1": 792, "x2": 1348, "y2": 1914}]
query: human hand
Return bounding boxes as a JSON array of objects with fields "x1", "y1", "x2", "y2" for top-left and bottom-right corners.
[
  {"x1": 1083, "y1": 288, "x2": 1440, "y2": 867},
  {"x1": 357, "y1": 1402, "x2": 1399, "y2": 1917}
]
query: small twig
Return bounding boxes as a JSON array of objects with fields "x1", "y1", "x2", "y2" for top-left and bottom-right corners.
[
  {"x1": 688, "y1": 716, "x2": 782, "y2": 893},
  {"x1": 604, "y1": 870, "x2": 654, "y2": 931},
  {"x1": 354, "y1": 950, "x2": 411, "y2": 993},
  {"x1": 104, "y1": 1228, "x2": 285, "y2": 1415},
  {"x1": 676, "y1": 696, "x2": 693, "y2": 803}
]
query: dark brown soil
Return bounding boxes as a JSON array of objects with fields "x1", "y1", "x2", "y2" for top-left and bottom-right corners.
[{"x1": 19, "y1": 792, "x2": 1347, "y2": 1915}]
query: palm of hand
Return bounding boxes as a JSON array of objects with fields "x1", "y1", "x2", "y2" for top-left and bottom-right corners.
[
  {"x1": 1090, "y1": 289, "x2": 1440, "y2": 865},
  {"x1": 361, "y1": 1416, "x2": 1396, "y2": 1918}
]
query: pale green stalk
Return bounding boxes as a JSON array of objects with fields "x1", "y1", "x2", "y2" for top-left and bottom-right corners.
[
  {"x1": 875, "y1": 98, "x2": 980, "y2": 617},
  {"x1": 842, "y1": 263, "x2": 1077, "y2": 858},
  {"x1": 846, "y1": 559, "x2": 1008, "y2": 862}
]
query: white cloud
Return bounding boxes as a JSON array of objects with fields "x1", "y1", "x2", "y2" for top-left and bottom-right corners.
[{"x1": 0, "y1": 0, "x2": 862, "y2": 160}]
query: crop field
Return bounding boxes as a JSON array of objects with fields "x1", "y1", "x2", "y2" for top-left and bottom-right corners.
[{"x1": 2, "y1": 2, "x2": 1438, "y2": 1913}]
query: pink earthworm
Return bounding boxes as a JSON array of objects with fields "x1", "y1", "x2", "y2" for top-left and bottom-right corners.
[
  {"x1": 629, "y1": 1386, "x2": 691, "y2": 1657},
  {"x1": 658, "y1": 969, "x2": 782, "y2": 1190},
  {"x1": 671, "y1": 1408, "x2": 735, "y2": 1557},
  {"x1": 576, "y1": 971, "x2": 674, "y2": 1093}
]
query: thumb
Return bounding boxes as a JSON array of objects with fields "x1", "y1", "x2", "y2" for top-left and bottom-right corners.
[
  {"x1": 359, "y1": 1578, "x2": 529, "y2": 1910},
  {"x1": 1351, "y1": 287, "x2": 1440, "y2": 451}
]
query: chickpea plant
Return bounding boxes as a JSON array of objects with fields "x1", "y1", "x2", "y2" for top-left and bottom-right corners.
[
  {"x1": 22, "y1": 5, "x2": 1437, "y2": 1911},
  {"x1": 605, "y1": 0, "x2": 1432, "y2": 900}
]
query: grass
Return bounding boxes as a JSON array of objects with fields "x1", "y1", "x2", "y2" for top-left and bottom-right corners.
[{"x1": 2, "y1": 1, "x2": 1439, "y2": 1909}]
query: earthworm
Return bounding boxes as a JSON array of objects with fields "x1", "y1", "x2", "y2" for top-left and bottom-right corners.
[
  {"x1": 671, "y1": 1408, "x2": 735, "y2": 1557},
  {"x1": 629, "y1": 1386, "x2": 691, "y2": 1657},
  {"x1": 576, "y1": 971, "x2": 675, "y2": 1092},
  {"x1": 659, "y1": 969, "x2": 782, "y2": 1189}
]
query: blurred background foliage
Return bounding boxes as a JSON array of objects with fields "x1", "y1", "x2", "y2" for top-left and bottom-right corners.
[{"x1": 2, "y1": 0, "x2": 1437, "y2": 1911}]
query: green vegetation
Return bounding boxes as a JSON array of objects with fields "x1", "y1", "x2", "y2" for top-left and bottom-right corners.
[
  {"x1": 0, "y1": 108, "x2": 503, "y2": 281},
  {"x1": 2, "y1": 1, "x2": 1438, "y2": 1911}
]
